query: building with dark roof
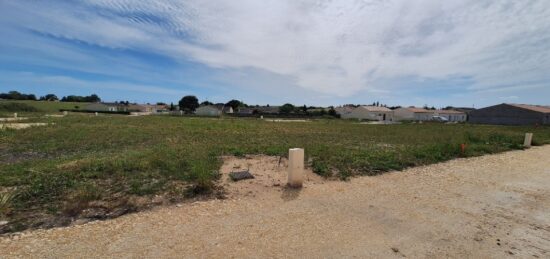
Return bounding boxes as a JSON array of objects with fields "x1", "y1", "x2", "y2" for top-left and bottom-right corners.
[{"x1": 468, "y1": 103, "x2": 550, "y2": 125}]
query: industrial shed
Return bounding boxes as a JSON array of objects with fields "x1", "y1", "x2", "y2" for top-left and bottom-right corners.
[{"x1": 468, "y1": 103, "x2": 550, "y2": 125}]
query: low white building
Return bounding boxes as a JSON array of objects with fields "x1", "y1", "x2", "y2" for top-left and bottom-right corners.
[
  {"x1": 335, "y1": 106, "x2": 355, "y2": 118},
  {"x1": 341, "y1": 106, "x2": 394, "y2": 121},
  {"x1": 393, "y1": 107, "x2": 434, "y2": 121},
  {"x1": 434, "y1": 110, "x2": 467, "y2": 122},
  {"x1": 394, "y1": 107, "x2": 467, "y2": 122}
]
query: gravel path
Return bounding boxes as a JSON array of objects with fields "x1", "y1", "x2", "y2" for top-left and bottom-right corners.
[{"x1": 2, "y1": 146, "x2": 549, "y2": 258}]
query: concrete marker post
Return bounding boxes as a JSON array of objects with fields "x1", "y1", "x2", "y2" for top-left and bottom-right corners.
[
  {"x1": 288, "y1": 148, "x2": 304, "y2": 188},
  {"x1": 95, "y1": 112, "x2": 98, "y2": 116},
  {"x1": 524, "y1": 133, "x2": 533, "y2": 148},
  {"x1": 63, "y1": 111, "x2": 68, "y2": 116},
  {"x1": 13, "y1": 113, "x2": 17, "y2": 118}
]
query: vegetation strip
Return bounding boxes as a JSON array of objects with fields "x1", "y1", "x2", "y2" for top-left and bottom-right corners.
[{"x1": 1, "y1": 113, "x2": 549, "y2": 234}]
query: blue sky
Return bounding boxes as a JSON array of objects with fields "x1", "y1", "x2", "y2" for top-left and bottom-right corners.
[{"x1": 1, "y1": 0, "x2": 549, "y2": 107}]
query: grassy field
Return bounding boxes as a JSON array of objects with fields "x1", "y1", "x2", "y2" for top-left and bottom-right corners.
[
  {"x1": 0, "y1": 100, "x2": 89, "y2": 117},
  {"x1": 1, "y1": 114, "x2": 549, "y2": 233}
]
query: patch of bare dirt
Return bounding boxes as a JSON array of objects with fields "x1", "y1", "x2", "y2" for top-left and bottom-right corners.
[
  {"x1": 219, "y1": 155, "x2": 324, "y2": 199},
  {"x1": 0, "y1": 123, "x2": 50, "y2": 130}
]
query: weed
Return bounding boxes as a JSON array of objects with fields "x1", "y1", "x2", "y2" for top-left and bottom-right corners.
[
  {"x1": 312, "y1": 160, "x2": 331, "y2": 177},
  {"x1": 0, "y1": 189, "x2": 17, "y2": 217}
]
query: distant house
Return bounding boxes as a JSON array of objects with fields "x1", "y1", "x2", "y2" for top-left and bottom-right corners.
[
  {"x1": 214, "y1": 104, "x2": 234, "y2": 114},
  {"x1": 434, "y1": 110, "x2": 467, "y2": 122},
  {"x1": 195, "y1": 105, "x2": 222, "y2": 117},
  {"x1": 256, "y1": 106, "x2": 280, "y2": 114},
  {"x1": 453, "y1": 107, "x2": 476, "y2": 114},
  {"x1": 127, "y1": 104, "x2": 166, "y2": 113},
  {"x1": 84, "y1": 102, "x2": 119, "y2": 112},
  {"x1": 469, "y1": 103, "x2": 550, "y2": 125},
  {"x1": 341, "y1": 106, "x2": 394, "y2": 121},
  {"x1": 393, "y1": 107, "x2": 435, "y2": 121},
  {"x1": 84, "y1": 103, "x2": 166, "y2": 114},
  {"x1": 335, "y1": 106, "x2": 355, "y2": 118},
  {"x1": 236, "y1": 108, "x2": 256, "y2": 115}
]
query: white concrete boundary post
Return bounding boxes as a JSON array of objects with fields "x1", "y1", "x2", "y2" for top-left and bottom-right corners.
[
  {"x1": 524, "y1": 133, "x2": 533, "y2": 148},
  {"x1": 63, "y1": 111, "x2": 68, "y2": 116},
  {"x1": 95, "y1": 112, "x2": 98, "y2": 116},
  {"x1": 13, "y1": 113, "x2": 17, "y2": 118},
  {"x1": 288, "y1": 148, "x2": 304, "y2": 188}
]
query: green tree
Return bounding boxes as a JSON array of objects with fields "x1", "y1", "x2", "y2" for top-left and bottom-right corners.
[
  {"x1": 40, "y1": 94, "x2": 58, "y2": 101},
  {"x1": 279, "y1": 103, "x2": 295, "y2": 114},
  {"x1": 200, "y1": 101, "x2": 213, "y2": 106},
  {"x1": 225, "y1": 99, "x2": 242, "y2": 110},
  {"x1": 179, "y1": 95, "x2": 199, "y2": 113}
]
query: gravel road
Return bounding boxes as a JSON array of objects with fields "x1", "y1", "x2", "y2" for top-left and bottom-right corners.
[{"x1": 1, "y1": 146, "x2": 549, "y2": 258}]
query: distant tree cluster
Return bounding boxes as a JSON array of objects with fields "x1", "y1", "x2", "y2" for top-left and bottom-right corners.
[
  {"x1": 39, "y1": 94, "x2": 58, "y2": 101},
  {"x1": 60, "y1": 94, "x2": 101, "y2": 103},
  {"x1": 179, "y1": 96, "x2": 250, "y2": 113},
  {"x1": 276, "y1": 103, "x2": 338, "y2": 117},
  {"x1": 0, "y1": 91, "x2": 37, "y2": 100},
  {"x1": 0, "y1": 91, "x2": 102, "y2": 103},
  {"x1": 225, "y1": 99, "x2": 247, "y2": 110}
]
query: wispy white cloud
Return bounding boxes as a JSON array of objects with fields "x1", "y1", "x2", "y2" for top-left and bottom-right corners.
[{"x1": 1, "y1": 0, "x2": 549, "y2": 104}]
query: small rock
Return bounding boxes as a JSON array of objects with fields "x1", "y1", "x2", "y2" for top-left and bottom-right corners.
[
  {"x1": 0, "y1": 221, "x2": 8, "y2": 226},
  {"x1": 391, "y1": 247, "x2": 399, "y2": 253}
]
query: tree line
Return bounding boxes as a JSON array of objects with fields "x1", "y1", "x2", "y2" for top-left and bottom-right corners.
[
  {"x1": 0, "y1": 91, "x2": 101, "y2": 102},
  {"x1": 177, "y1": 95, "x2": 339, "y2": 117}
]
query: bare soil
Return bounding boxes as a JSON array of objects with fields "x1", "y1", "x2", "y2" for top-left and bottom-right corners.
[
  {"x1": 0, "y1": 123, "x2": 49, "y2": 130},
  {"x1": 219, "y1": 155, "x2": 324, "y2": 199},
  {"x1": 1, "y1": 146, "x2": 549, "y2": 258}
]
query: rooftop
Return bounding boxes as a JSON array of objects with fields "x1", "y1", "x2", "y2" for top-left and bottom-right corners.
[
  {"x1": 507, "y1": 103, "x2": 550, "y2": 113},
  {"x1": 359, "y1": 106, "x2": 392, "y2": 112}
]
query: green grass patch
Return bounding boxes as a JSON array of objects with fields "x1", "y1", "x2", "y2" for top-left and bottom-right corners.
[{"x1": 1, "y1": 115, "x2": 549, "y2": 233}]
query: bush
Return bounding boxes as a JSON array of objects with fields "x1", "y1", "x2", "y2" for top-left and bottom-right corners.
[{"x1": 312, "y1": 160, "x2": 331, "y2": 177}]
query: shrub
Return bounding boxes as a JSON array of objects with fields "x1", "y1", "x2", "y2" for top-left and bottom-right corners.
[{"x1": 312, "y1": 159, "x2": 331, "y2": 177}]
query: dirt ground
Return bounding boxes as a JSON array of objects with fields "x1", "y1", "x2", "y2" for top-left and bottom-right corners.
[
  {"x1": 1, "y1": 146, "x2": 549, "y2": 258},
  {"x1": 0, "y1": 123, "x2": 49, "y2": 130}
]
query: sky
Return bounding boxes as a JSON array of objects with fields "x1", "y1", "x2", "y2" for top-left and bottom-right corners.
[{"x1": 0, "y1": 0, "x2": 549, "y2": 107}]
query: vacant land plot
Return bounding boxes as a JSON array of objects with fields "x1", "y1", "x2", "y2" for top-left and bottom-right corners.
[
  {"x1": 1, "y1": 114, "x2": 549, "y2": 233},
  {"x1": 2, "y1": 146, "x2": 549, "y2": 258}
]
